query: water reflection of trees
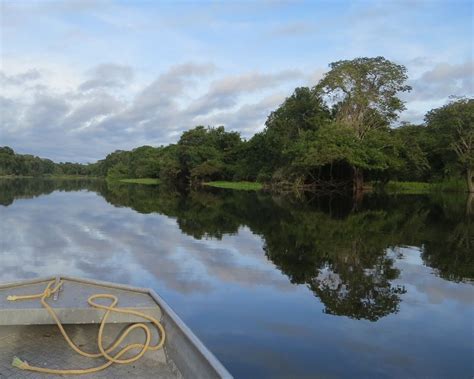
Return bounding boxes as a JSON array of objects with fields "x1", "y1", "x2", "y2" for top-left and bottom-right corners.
[
  {"x1": 0, "y1": 178, "x2": 106, "y2": 206},
  {"x1": 2, "y1": 179, "x2": 473, "y2": 321},
  {"x1": 258, "y1": 209, "x2": 410, "y2": 321},
  {"x1": 99, "y1": 183, "x2": 472, "y2": 320},
  {"x1": 420, "y1": 194, "x2": 474, "y2": 283}
]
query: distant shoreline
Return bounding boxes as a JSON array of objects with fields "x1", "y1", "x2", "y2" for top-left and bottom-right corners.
[
  {"x1": 118, "y1": 178, "x2": 160, "y2": 185},
  {"x1": 1, "y1": 176, "x2": 468, "y2": 195},
  {"x1": 204, "y1": 181, "x2": 263, "y2": 191}
]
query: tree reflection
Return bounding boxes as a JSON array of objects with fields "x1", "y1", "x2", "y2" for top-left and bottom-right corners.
[
  {"x1": 0, "y1": 178, "x2": 105, "y2": 206},
  {"x1": 421, "y1": 194, "x2": 473, "y2": 283},
  {"x1": 258, "y1": 207, "x2": 410, "y2": 321},
  {"x1": 99, "y1": 182, "x2": 472, "y2": 320},
  {"x1": 2, "y1": 178, "x2": 472, "y2": 321}
]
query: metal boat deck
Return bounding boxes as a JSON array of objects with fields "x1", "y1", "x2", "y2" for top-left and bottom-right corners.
[
  {"x1": 0, "y1": 325, "x2": 178, "y2": 379},
  {"x1": 0, "y1": 276, "x2": 231, "y2": 378}
]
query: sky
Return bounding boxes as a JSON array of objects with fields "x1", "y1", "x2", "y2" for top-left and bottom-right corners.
[{"x1": 0, "y1": 0, "x2": 473, "y2": 162}]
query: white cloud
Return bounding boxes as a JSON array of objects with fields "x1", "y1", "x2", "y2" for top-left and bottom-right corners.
[
  {"x1": 79, "y1": 64, "x2": 134, "y2": 91},
  {"x1": 194, "y1": 93, "x2": 287, "y2": 137},
  {"x1": 0, "y1": 69, "x2": 41, "y2": 86},
  {"x1": 0, "y1": 62, "x2": 301, "y2": 161},
  {"x1": 402, "y1": 60, "x2": 474, "y2": 118},
  {"x1": 186, "y1": 70, "x2": 303, "y2": 116}
]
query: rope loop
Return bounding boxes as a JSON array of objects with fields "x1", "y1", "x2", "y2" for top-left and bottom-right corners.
[{"x1": 8, "y1": 280, "x2": 166, "y2": 375}]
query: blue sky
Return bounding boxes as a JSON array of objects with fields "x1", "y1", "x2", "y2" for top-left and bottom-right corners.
[{"x1": 1, "y1": 0, "x2": 473, "y2": 162}]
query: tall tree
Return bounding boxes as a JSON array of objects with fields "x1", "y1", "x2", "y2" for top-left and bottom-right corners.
[
  {"x1": 315, "y1": 57, "x2": 411, "y2": 192},
  {"x1": 425, "y1": 98, "x2": 474, "y2": 193}
]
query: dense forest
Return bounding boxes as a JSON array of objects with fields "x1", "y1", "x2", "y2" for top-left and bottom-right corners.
[{"x1": 1, "y1": 57, "x2": 472, "y2": 193}]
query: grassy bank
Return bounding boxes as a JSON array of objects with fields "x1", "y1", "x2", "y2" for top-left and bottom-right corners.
[
  {"x1": 383, "y1": 180, "x2": 467, "y2": 194},
  {"x1": 118, "y1": 178, "x2": 160, "y2": 185},
  {"x1": 206, "y1": 180, "x2": 467, "y2": 193},
  {"x1": 204, "y1": 181, "x2": 263, "y2": 191},
  {"x1": 383, "y1": 181, "x2": 431, "y2": 194}
]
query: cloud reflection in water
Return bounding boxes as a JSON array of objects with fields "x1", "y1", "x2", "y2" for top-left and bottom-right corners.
[{"x1": 0, "y1": 181, "x2": 472, "y2": 378}]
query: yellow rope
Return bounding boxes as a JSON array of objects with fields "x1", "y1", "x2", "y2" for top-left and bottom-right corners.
[{"x1": 8, "y1": 280, "x2": 166, "y2": 375}]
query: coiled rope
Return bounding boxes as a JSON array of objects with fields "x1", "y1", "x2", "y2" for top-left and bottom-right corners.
[{"x1": 7, "y1": 279, "x2": 166, "y2": 375}]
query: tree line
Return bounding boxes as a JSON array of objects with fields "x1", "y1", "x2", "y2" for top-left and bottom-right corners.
[
  {"x1": 1, "y1": 56, "x2": 472, "y2": 192},
  {"x1": 0, "y1": 146, "x2": 100, "y2": 177}
]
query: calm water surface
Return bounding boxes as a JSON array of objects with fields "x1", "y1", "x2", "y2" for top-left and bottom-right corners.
[{"x1": 0, "y1": 178, "x2": 473, "y2": 378}]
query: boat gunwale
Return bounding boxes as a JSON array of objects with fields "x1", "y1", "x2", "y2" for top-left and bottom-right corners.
[
  {"x1": 0, "y1": 276, "x2": 57, "y2": 289},
  {"x1": 0, "y1": 275, "x2": 232, "y2": 378}
]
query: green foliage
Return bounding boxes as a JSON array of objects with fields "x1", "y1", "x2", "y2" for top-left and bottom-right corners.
[
  {"x1": 190, "y1": 160, "x2": 224, "y2": 183},
  {"x1": 0, "y1": 146, "x2": 95, "y2": 177},
  {"x1": 237, "y1": 132, "x2": 277, "y2": 181},
  {"x1": 425, "y1": 98, "x2": 474, "y2": 192},
  {"x1": 388, "y1": 123, "x2": 431, "y2": 182},
  {"x1": 239, "y1": 87, "x2": 331, "y2": 181},
  {"x1": 425, "y1": 98, "x2": 473, "y2": 167},
  {"x1": 175, "y1": 125, "x2": 243, "y2": 184},
  {"x1": 316, "y1": 56, "x2": 411, "y2": 138},
  {"x1": 265, "y1": 87, "x2": 331, "y2": 139},
  {"x1": 281, "y1": 123, "x2": 401, "y2": 187},
  {"x1": 158, "y1": 145, "x2": 181, "y2": 183},
  {"x1": 311, "y1": 56, "x2": 412, "y2": 191},
  {"x1": 129, "y1": 146, "x2": 162, "y2": 178},
  {"x1": 106, "y1": 162, "x2": 129, "y2": 179}
]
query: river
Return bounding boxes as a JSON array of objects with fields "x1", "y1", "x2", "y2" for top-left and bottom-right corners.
[{"x1": 0, "y1": 178, "x2": 472, "y2": 378}]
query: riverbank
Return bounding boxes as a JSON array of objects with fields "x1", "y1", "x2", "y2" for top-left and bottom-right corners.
[
  {"x1": 204, "y1": 181, "x2": 263, "y2": 191},
  {"x1": 384, "y1": 180, "x2": 467, "y2": 194},
  {"x1": 2, "y1": 176, "x2": 468, "y2": 194},
  {"x1": 203, "y1": 180, "x2": 468, "y2": 194},
  {"x1": 383, "y1": 181, "x2": 431, "y2": 194},
  {"x1": 118, "y1": 178, "x2": 160, "y2": 185},
  {"x1": 204, "y1": 180, "x2": 467, "y2": 194}
]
